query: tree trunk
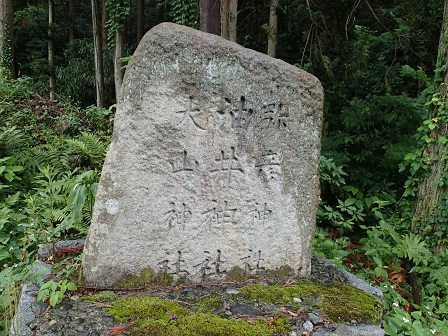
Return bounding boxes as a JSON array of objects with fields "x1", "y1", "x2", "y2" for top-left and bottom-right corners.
[
  {"x1": 267, "y1": 0, "x2": 279, "y2": 57},
  {"x1": 114, "y1": 30, "x2": 124, "y2": 101},
  {"x1": 413, "y1": 0, "x2": 448, "y2": 253},
  {"x1": 48, "y1": 0, "x2": 56, "y2": 100},
  {"x1": 220, "y1": 0, "x2": 237, "y2": 41},
  {"x1": 91, "y1": 0, "x2": 105, "y2": 107},
  {"x1": 101, "y1": 0, "x2": 107, "y2": 46},
  {"x1": 221, "y1": 0, "x2": 229, "y2": 40},
  {"x1": 136, "y1": 0, "x2": 144, "y2": 43},
  {"x1": 0, "y1": 0, "x2": 16, "y2": 78},
  {"x1": 69, "y1": 0, "x2": 75, "y2": 42},
  {"x1": 229, "y1": 0, "x2": 237, "y2": 42},
  {"x1": 199, "y1": 0, "x2": 221, "y2": 35}
]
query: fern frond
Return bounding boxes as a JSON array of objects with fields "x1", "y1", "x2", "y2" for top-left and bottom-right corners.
[
  {"x1": 395, "y1": 233, "x2": 431, "y2": 266},
  {"x1": 65, "y1": 132, "x2": 108, "y2": 169},
  {"x1": 17, "y1": 144, "x2": 72, "y2": 177},
  {"x1": 0, "y1": 126, "x2": 28, "y2": 156},
  {"x1": 430, "y1": 266, "x2": 448, "y2": 288}
]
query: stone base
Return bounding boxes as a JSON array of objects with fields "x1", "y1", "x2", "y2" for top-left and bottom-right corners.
[{"x1": 11, "y1": 241, "x2": 384, "y2": 336}]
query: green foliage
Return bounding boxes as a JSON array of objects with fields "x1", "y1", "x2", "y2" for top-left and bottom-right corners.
[
  {"x1": 14, "y1": 4, "x2": 59, "y2": 93},
  {"x1": 0, "y1": 32, "x2": 13, "y2": 78},
  {"x1": 0, "y1": 193, "x2": 26, "y2": 265},
  {"x1": 312, "y1": 227, "x2": 348, "y2": 266},
  {"x1": 314, "y1": 207, "x2": 448, "y2": 334},
  {"x1": 59, "y1": 169, "x2": 99, "y2": 234},
  {"x1": 37, "y1": 279, "x2": 77, "y2": 307},
  {"x1": 106, "y1": 0, "x2": 131, "y2": 38},
  {"x1": 57, "y1": 39, "x2": 115, "y2": 106},
  {"x1": 0, "y1": 262, "x2": 31, "y2": 336},
  {"x1": 0, "y1": 157, "x2": 23, "y2": 199},
  {"x1": 0, "y1": 76, "x2": 34, "y2": 103},
  {"x1": 157, "y1": 0, "x2": 199, "y2": 28},
  {"x1": 65, "y1": 132, "x2": 108, "y2": 169},
  {"x1": 0, "y1": 77, "x2": 106, "y2": 333},
  {"x1": 0, "y1": 126, "x2": 28, "y2": 156}
]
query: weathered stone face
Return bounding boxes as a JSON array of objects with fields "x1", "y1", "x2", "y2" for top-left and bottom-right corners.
[{"x1": 83, "y1": 22, "x2": 324, "y2": 286}]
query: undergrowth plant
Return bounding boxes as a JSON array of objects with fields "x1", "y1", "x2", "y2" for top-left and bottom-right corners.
[
  {"x1": 317, "y1": 141, "x2": 448, "y2": 334},
  {"x1": 0, "y1": 76, "x2": 110, "y2": 335},
  {"x1": 37, "y1": 279, "x2": 77, "y2": 307}
]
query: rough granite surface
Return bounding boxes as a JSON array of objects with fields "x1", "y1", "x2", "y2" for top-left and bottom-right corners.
[{"x1": 83, "y1": 22, "x2": 324, "y2": 286}]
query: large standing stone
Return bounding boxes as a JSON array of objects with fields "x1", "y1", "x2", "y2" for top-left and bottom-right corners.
[{"x1": 83, "y1": 23, "x2": 324, "y2": 286}]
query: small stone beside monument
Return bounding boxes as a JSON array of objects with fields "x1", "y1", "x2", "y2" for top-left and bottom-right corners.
[{"x1": 82, "y1": 22, "x2": 324, "y2": 287}]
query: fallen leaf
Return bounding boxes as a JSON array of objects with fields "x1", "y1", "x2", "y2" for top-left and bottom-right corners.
[
  {"x1": 108, "y1": 322, "x2": 137, "y2": 335},
  {"x1": 280, "y1": 306, "x2": 298, "y2": 317}
]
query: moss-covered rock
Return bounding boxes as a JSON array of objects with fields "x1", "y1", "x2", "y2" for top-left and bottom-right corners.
[
  {"x1": 116, "y1": 268, "x2": 177, "y2": 287},
  {"x1": 79, "y1": 290, "x2": 118, "y2": 302},
  {"x1": 192, "y1": 294, "x2": 224, "y2": 313},
  {"x1": 101, "y1": 280, "x2": 382, "y2": 335},
  {"x1": 106, "y1": 295, "x2": 287, "y2": 336},
  {"x1": 239, "y1": 282, "x2": 382, "y2": 324},
  {"x1": 106, "y1": 296, "x2": 189, "y2": 324},
  {"x1": 131, "y1": 313, "x2": 274, "y2": 336}
]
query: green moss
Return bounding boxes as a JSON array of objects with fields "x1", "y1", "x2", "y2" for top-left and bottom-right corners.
[
  {"x1": 226, "y1": 266, "x2": 247, "y2": 281},
  {"x1": 107, "y1": 295, "x2": 287, "y2": 336},
  {"x1": 225, "y1": 265, "x2": 294, "y2": 282},
  {"x1": 79, "y1": 290, "x2": 117, "y2": 302},
  {"x1": 117, "y1": 268, "x2": 175, "y2": 287},
  {"x1": 267, "y1": 265, "x2": 294, "y2": 278},
  {"x1": 131, "y1": 313, "x2": 274, "y2": 336},
  {"x1": 106, "y1": 296, "x2": 189, "y2": 324},
  {"x1": 192, "y1": 294, "x2": 223, "y2": 313},
  {"x1": 318, "y1": 283, "x2": 383, "y2": 324},
  {"x1": 240, "y1": 282, "x2": 382, "y2": 324},
  {"x1": 104, "y1": 280, "x2": 382, "y2": 335},
  {"x1": 270, "y1": 315, "x2": 292, "y2": 334},
  {"x1": 240, "y1": 284, "x2": 293, "y2": 305},
  {"x1": 152, "y1": 272, "x2": 174, "y2": 286},
  {"x1": 117, "y1": 268, "x2": 155, "y2": 287}
]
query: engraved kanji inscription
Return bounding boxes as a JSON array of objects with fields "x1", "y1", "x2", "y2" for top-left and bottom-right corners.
[
  {"x1": 240, "y1": 250, "x2": 264, "y2": 273},
  {"x1": 255, "y1": 151, "x2": 281, "y2": 181},
  {"x1": 211, "y1": 249, "x2": 226, "y2": 275},
  {"x1": 248, "y1": 203, "x2": 272, "y2": 228},
  {"x1": 194, "y1": 251, "x2": 212, "y2": 281},
  {"x1": 261, "y1": 103, "x2": 289, "y2": 128},
  {"x1": 230, "y1": 96, "x2": 254, "y2": 130},
  {"x1": 176, "y1": 96, "x2": 206, "y2": 130},
  {"x1": 158, "y1": 255, "x2": 172, "y2": 273},
  {"x1": 158, "y1": 251, "x2": 189, "y2": 277},
  {"x1": 171, "y1": 150, "x2": 198, "y2": 173},
  {"x1": 172, "y1": 251, "x2": 190, "y2": 277},
  {"x1": 194, "y1": 250, "x2": 226, "y2": 280},
  {"x1": 202, "y1": 200, "x2": 237, "y2": 230},
  {"x1": 210, "y1": 147, "x2": 244, "y2": 184},
  {"x1": 240, "y1": 250, "x2": 253, "y2": 273},
  {"x1": 254, "y1": 250, "x2": 265, "y2": 271},
  {"x1": 164, "y1": 201, "x2": 192, "y2": 230}
]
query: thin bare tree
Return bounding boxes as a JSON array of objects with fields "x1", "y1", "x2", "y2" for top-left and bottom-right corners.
[
  {"x1": 48, "y1": 0, "x2": 56, "y2": 99},
  {"x1": 267, "y1": 0, "x2": 279, "y2": 57},
  {"x1": 91, "y1": 0, "x2": 105, "y2": 107}
]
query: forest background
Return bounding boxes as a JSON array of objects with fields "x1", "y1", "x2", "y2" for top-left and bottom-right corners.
[{"x1": 1, "y1": 0, "x2": 448, "y2": 335}]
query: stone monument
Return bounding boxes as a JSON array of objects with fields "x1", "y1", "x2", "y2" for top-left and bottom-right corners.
[{"x1": 83, "y1": 22, "x2": 324, "y2": 286}]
